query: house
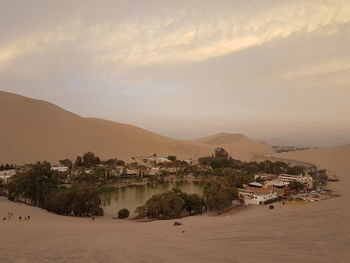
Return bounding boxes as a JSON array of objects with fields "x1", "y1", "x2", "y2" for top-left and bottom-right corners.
[
  {"x1": 238, "y1": 189, "x2": 278, "y2": 205},
  {"x1": 254, "y1": 173, "x2": 277, "y2": 181},
  {"x1": 155, "y1": 157, "x2": 172, "y2": 164},
  {"x1": 248, "y1": 182, "x2": 263, "y2": 188},
  {"x1": 51, "y1": 166, "x2": 69, "y2": 173},
  {"x1": 0, "y1": 169, "x2": 16, "y2": 183},
  {"x1": 278, "y1": 173, "x2": 314, "y2": 190}
]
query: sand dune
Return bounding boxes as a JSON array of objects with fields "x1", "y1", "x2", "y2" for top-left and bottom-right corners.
[
  {"x1": 189, "y1": 132, "x2": 274, "y2": 161},
  {"x1": 1, "y1": 145, "x2": 350, "y2": 262},
  {"x1": 0, "y1": 91, "x2": 272, "y2": 164}
]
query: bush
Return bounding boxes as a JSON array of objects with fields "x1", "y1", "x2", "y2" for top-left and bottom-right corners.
[
  {"x1": 135, "y1": 188, "x2": 204, "y2": 220},
  {"x1": 183, "y1": 193, "x2": 204, "y2": 215},
  {"x1": 117, "y1": 208, "x2": 130, "y2": 219},
  {"x1": 145, "y1": 191, "x2": 185, "y2": 219}
]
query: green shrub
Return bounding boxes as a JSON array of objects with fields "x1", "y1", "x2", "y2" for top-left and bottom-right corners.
[{"x1": 117, "y1": 208, "x2": 130, "y2": 219}]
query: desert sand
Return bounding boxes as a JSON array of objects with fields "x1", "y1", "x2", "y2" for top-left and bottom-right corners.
[
  {"x1": 1, "y1": 145, "x2": 349, "y2": 262},
  {"x1": 189, "y1": 132, "x2": 274, "y2": 161},
  {"x1": 0, "y1": 91, "x2": 272, "y2": 164}
]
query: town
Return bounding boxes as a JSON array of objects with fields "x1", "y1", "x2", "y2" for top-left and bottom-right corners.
[{"x1": 0, "y1": 148, "x2": 337, "y2": 220}]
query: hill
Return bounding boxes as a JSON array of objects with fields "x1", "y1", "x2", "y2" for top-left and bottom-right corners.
[
  {"x1": 189, "y1": 132, "x2": 275, "y2": 161},
  {"x1": 0, "y1": 91, "x2": 210, "y2": 164},
  {"x1": 0, "y1": 91, "x2": 273, "y2": 164},
  {"x1": 277, "y1": 144, "x2": 350, "y2": 175}
]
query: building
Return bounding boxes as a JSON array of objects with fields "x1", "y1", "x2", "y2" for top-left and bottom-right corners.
[
  {"x1": 0, "y1": 169, "x2": 16, "y2": 183},
  {"x1": 238, "y1": 189, "x2": 278, "y2": 205},
  {"x1": 248, "y1": 182, "x2": 263, "y2": 188},
  {"x1": 278, "y1": 173, "x2": 314, "y2": 190},
  {"x1": 51, "y1": 166, "x2": 69, "y2": 173},
  {"x1": 155, "y1": 157, "x2": 172, "y2": 164},
  {"x1": 254, "y1": 173, "x2": 277, "y2": 181}
]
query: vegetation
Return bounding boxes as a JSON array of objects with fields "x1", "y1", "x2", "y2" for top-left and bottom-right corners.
[
  {"x1": 203, "y1": 179, "x2": 237, "y2": 213},
  {"x1": 135, "y1": 188, "x2": 204, "y2": 220},
  {"x1": 167, "y1": 155, "x2": 177, "y2": 161},
  {"x1": 198, "y1": 147, "x2": 305, "y2": 175},
  {"x1": 117, "y1": 208, "x2": 130, "y2": 219},
  {"x1": 44, "y1": 185, "x2": 103, "y2": 216},
  {"x1": 59, "y1": 159, "x2": 73, "y2": 169},
  {"x1": 289, "y1": 180, "x2": 305, "y2": 191},
  {"x1": 5, "y1": 162, "x2": 103, "y2": 217},
  {"x1": 0, "y1": 164, "x2": 15, "y2": 170},
  {"x1": 312, "y1": 170, "x2": 328, "y2": 187},
  {"x1": 7, "y1": 161, "x2": 58, "y2": 206},
  {"x1": 101, "y1": 158, "x2": 125, "y2": 166}
]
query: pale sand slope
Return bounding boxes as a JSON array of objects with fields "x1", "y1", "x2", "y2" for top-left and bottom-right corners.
[
  {"x1": 1, "y1": 146, "x2": 350, "y2": 263},
  {"x1": 0, "y1": 91, "x2": 272, "y2": 164},
  {"x1": 188, "y1": 132, "x2": 274, "y2": 161}
]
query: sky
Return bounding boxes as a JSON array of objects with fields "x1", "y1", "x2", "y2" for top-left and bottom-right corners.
[{"x1": 0, "y1": 0, "x2": 350, "y2": 146}]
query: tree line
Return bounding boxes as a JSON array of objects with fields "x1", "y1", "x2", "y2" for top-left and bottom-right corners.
[
  {"x1": 5, "y1": 162, "x2": 103, "y2": 216},
  {"x1": 198, "y1": 148, "x2": 306, "y2": 175},
  {"x1": 0, "y1": 164, "x2": 15, "y2": 171}
]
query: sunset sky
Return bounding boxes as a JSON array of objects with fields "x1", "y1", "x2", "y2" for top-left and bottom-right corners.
[{"x1": 1, "y1": 0, "x2": 349, "y2": 146}]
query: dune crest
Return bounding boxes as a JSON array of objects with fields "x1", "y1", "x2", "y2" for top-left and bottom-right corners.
[{"x1": 189, "y1": 132, "x2": 274, "y2": 161}]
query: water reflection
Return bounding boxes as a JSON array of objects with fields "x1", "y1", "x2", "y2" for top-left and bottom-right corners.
[{"x1": 100, "y1": 181, "x2": 205, "y2": 216}]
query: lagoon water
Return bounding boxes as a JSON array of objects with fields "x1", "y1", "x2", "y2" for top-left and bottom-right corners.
[{"x1": 101, "y1": 181, "x2": 205, "y2": 217}]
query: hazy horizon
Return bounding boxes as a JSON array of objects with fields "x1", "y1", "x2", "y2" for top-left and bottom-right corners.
[{"x1": 1, "y1": 0, "x2": 349, "y2": 146}]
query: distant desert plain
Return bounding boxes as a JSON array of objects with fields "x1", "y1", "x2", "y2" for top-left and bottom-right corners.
[{"x1": 1, "y1": 91, "x2": 350, "y2": 262}]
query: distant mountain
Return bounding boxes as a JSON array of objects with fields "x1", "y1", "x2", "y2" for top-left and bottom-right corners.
[
  {"x1": 262, "y1": 137, "x2": 298, "y2": 147},
  {"x1": 0, "y1": 91, "x2": 274, "y2": 164},
  {"x1": 262, "y1": 136, "x2": 350, "y2": 148}
]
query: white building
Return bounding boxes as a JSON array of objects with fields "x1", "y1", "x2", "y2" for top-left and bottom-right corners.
[
  {"x1": 278, "y1": 173, "x2": 314, "y2": 190},
  {"x1": 51, "y1": 166, "x2": 69, "y2": 172},
  {"x1": 155, "y1": 157, "x2": 172, "y2": 164},
  {"x1": 239, "y1": 189, "x2": 278, "y2": 205},
  {"x1": 0, "y1": 169, "x2": 16, "y2": 183}
]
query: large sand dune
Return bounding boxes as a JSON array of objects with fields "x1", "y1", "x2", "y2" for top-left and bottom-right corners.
[
  {"x1": 189, "y1": 132, "x2": 274, "y2": 161},
  {"x1": 1, "y1": 145, "x2": 349, "y2": 262},
  {"x1": 0, "y1": 91, "x2": 272, "y2": 164}
]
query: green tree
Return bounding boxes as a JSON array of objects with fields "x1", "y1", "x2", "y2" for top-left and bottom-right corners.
[
  {"x1": 75, "y1": 156, "x2": 83, "y2": 168},
  {"x1": 118, "y1": 208, "x2": 130, "y2": 219},
  {"x1": 289, "y1": 180, "x2": 304, "y2": 191},
  {"x1": 59, "y1": 159, "x2": 73, "y2": 169},
  {"x1": 167, "y1": 155, "x2": 177, "y2": 161},
  {"x1": 183, "y1": 193, "x2": 204, "y2": 215},
  {"x1": 44, "y1": 185, "x2": 103, "y2": 216},
  {"x1": 6, "y1": 162, "x2": 58, "y2": 206},
  {"x1": 139, "y1": 191, "x2": 185, "y2": 220},
  {"x1": 83, "y1": 152, "x2": 97, "y2": 166},
  {"x1": 203, "y1": 180, "x2": 235, "y2": 213}
]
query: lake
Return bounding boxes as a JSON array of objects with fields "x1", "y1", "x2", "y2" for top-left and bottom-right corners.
[{"x1": 100, "y1": 180, "x2": 205, "y2": 217}]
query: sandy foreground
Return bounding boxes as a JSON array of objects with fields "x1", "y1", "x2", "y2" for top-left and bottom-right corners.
[{"x1": 1, "y1": 151, "x2": 350, "y2": 263}]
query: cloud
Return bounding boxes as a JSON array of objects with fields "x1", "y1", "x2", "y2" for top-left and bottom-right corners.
[
  {"x1": 0, "y1": 22, "x2": 81, "y2": 69},
  {"x1": 281, "y1": 61, "x2": 350, "y2": 79},
  {"x1": 88, "y1": 0, "x2": 350, "y2": 66},
  {"x1": 0, "y1": 0, "x2": 349, "y2": 69}
]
